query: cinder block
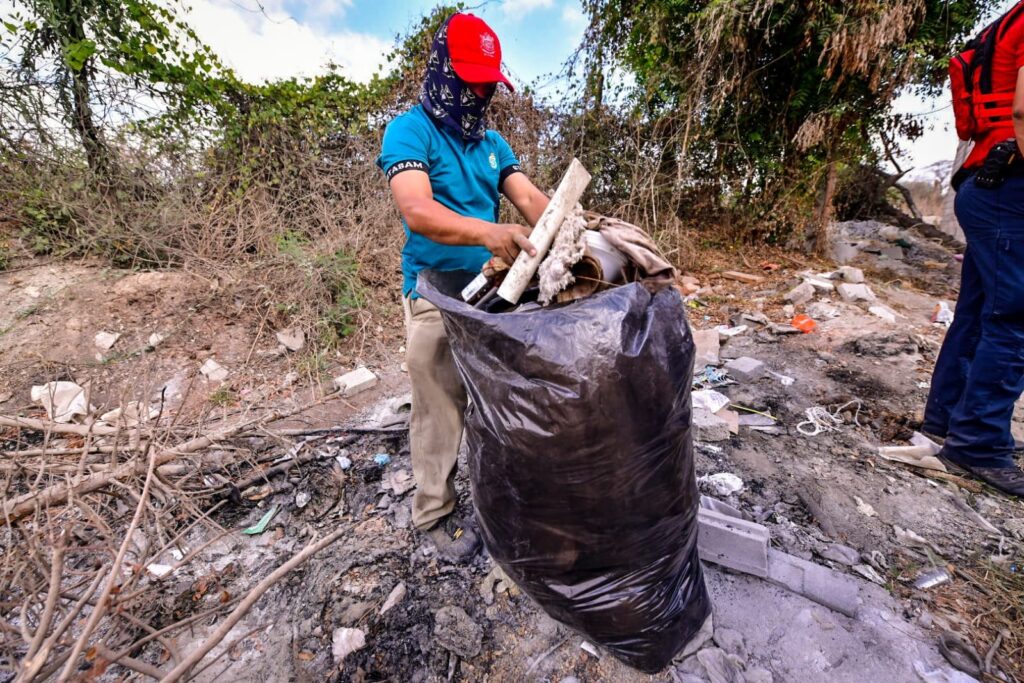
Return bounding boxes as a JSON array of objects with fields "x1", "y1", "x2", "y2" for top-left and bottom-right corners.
[
  {"x1": 334, "y1": 367, "x2": 378, "y2": 397},
  {"x1": 693, "y1": 408, "x2": 731, "y2": 442},
  {"x1": 697, "y1": 508, "x2": 770, "y2": 578},
  {"x1": 767, "y1": 549, "x2": 860, "y2": 617},
  {"x1": 725, "y1": 356, "x2": 766, "y2": 382}
]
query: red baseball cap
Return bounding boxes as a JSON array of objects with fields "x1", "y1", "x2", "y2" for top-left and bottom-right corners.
[{"x1": 447, "y1": 13, "x2": 514, "y2": 91}]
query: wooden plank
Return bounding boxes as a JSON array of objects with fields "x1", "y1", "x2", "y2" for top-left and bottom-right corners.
[
  {"x1": 721, "y1": 270, "x2": 766, "y2": 284},
  {"x1": 496, "y1": 158, "x2": 592, "y2": 305}
]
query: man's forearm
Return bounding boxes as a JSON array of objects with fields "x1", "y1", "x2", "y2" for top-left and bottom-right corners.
[{"x1": 403, "y1": 197, "x2": 495, "y2": 247}]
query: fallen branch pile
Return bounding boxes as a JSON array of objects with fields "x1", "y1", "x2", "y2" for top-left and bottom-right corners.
[{"x1": 0, "y1": 392, "x2": 385, "y2": 681}]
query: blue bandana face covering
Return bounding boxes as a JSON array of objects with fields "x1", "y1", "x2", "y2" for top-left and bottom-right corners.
[{"x1": 420, "y1": 17, "x2": 494, "y2": 142}]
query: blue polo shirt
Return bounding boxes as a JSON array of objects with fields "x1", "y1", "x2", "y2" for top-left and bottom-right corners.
[{"x1": 377, "y1": 105, "x2": 522, "y2": 297}]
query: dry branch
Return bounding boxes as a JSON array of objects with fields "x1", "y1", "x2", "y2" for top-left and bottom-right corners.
[{"x1": 157, "y1": 527, "x2": 347, "y2": 682}]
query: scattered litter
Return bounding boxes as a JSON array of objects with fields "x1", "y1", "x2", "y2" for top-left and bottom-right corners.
[
  {"x1": 295, "y1": 491, "x2": 311, "y2": 509},
  {"x1": 913, "y1": 568, "x2": 952, "y2": 590},
  {"x1": 373, "y1": 453, "x2": 392, "y2": 467},
  {"x1": 768, "y1": 370, "x2": 795, "y2": 387},
  {"x1": 791, "y1": 314, "x2": 816, "y2": 334},
  {"x1": 853, "y1": 564, "x2": 886, "y2": 585},
  {"x1": 145, "y1": 563, "x2": 174, "y2": 578},
  {"x1": 910, "y1": 432, "x2": 943, "y2": 455},
  {"x1": 99, "y1": 402, "x2": 159, "y2": 428},
  {"x1": 334, "y1": 367, "x2": 378, "y2": 397},
  {"x1": 894, "y1": 525, "x2": 935, "y2": 551},
  {"x1": 693, "y1": 366, "x2": 731, "y2": 389},
  {"x1": 30, "y1": 381, "x2": 90, "y2": 423},
  {"x1": 336, "y1": 456, "x2": 353, "y2": 470},
  {"x1": 715, "y1": 324, "x2": 748, "y2": 339},
  {"x1": 331, "y1": 627, "x2": 367, "y2": 663},
  {"x1": 580, "y1": 641, "x2": 600, "y2": 658},
  {"x1": 275, "y1": 327, "x2": 306, "y2": 352},
  {"x1": 147, "y1": 332, "x2": 165, "y2": 348},
  {"x1": 380, "y1": 581, "x2": 407, "y2": 615},
  {"x1": 854, "y1": 496, "x2": 877, "y2": 517},
  {"x1": 796, "y1": 400, "x2": 862, "y2": 436},
  {"x1": 242, "y1": 505, "x2": 278, "y2": 535},
  {"x1": 698, "y1": 473, "x2": 744, "y2": 497},
  {"x1": 932, "y1": 302, "x2": 955, "y2": 327},
  {"x1": 877, "y1": 445, "x2": 947, "y2": 473},
  {"x1": 94, "y1": 331, "x2": 120, "y2": 351},
  {"x1": 200, "y1": 358, "x2": 229, "y2": 382},
  {"x1": 917, "y1": 381, "x2": 931, "y2": 389},
  {"x1": 692, "y1": 390, "x2": 732, "y2": 414}
]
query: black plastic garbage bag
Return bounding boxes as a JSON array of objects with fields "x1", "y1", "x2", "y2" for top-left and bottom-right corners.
[{"x1": 418, "y1": 270, "x2": 711, "y2": 673}]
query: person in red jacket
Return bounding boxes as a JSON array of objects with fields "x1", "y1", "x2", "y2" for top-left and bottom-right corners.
[{"x1": 925, "y1": 2, "x2": 1024, "y2": 497}]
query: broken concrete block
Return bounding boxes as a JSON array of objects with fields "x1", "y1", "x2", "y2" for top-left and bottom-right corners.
[
  {"x1": 836, "y1": 283, "x2": 877, "y2": 303},
  {"x1": 94, "y1": 331, "x2": 120, "y2": 351},
  {"x1": 693, "y1": 328, "x2": 721, "y2": 367},
  {"x1": 200, "y1": 358, "x2": 229, "y2": 382},
  {"x1": 767, "y1": 549, "x2": 860, "y2": 617},
  {"x1": 785, "y1": 282, "x2": 815, "y2": 305},
  {"x1": 725, "y1": 356, "x2": 766, "y2": 382},
  {"x1": 334, "y1": 367, "x2": 378, "y2": 397},
  {"x1": 331, "y1": 627, "x2": 366, "y2": 663},
  {"x1": 697, "y1": 508, "x2": 770, "y2": 578},
  {"x1": 838, "y1": 266, "x2": 865, "y2": 284},
  {"x1": 802, "y1": 275, "x2": 835, "y2": 292},
  {"x1": 275, "y1": 327, "x2": 305, "y2": 352},
  {"x1": 821, "y1": 544, "x2": 861, "y2": 567},
  {"x1": 869, "y1": 306, "x2": 897, "y2": 324},
  {"x1": 693, "y1": 408, "x2": 731, "y2": 442},
  {"x1": 719, "y1": 408, "x2": 740, "y2": 435}
]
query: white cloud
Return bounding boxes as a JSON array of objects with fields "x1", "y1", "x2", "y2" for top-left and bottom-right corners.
[
  {"x1": 179, "y1": 0, "x2": 390, "y2": 83},
  {"x1": 502, "y1": 0, "x2": 554, "y2": 20},
  {"x1": 561, "y1": 3, "x2": 586, "y2": 26}
]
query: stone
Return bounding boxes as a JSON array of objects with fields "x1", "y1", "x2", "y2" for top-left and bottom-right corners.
[
  {"x1": 693, "y1": 408, "x2": 731, "y2": 443},
  {"x1": 199, "y1": 358, "x2": 229, "y2": 382},
  {"x1": 94, "y1": 331, "x2": 120, "y2": 350},
  {"x1": 785, "y1": 282, "x2": 815, "y2": 305},
  {"x1": 681, "y1": 275, "x2": 701, "y2": 296},
  {"x1": 713, "y1": 628, "x2": 747, "y2": 658},
  {"x1": 836, "y1": 283, "x2": 877, "y2": 303},
  {"x1": 725, "y1": 356, "x2": 766, "y2": 382},
  {"x1": 838, "y1": 266, "x2": 865, "y2": 284},
  {"x1": 697, "y1": 508, "x2": 770, "y2": 578},
  {"x1": 147, "y1": 332, "x2": 165, "y2": 348},
  {"x1": 833, "y1": 242, "x2": 860, "y2": 263},
  {"x1": 334, "y1": 367, "x2": 378, "y2": 397},
  {"x1": 693, "y1": 328, "x2": 721, "y2": 367},
  {"x1": 869, "y1": 306, "x2": 897, "y2": 324},
  {"x1": 331, "y1": 627, "x2": 366, "y2": 663},
  {"x1": 697, "y1": 648, "x2": 745, "y2": 683},
  {"x1": 806, "y1": 302, "x2": 840, "y2": 319},
  {"x1": 881, "y1": 246, "x2": 905, "y2": 260},
  {"x1": 821, "y1": 544, "x2": 861, "y2": 567},
  {"x1": 433, "y1": 606, "x2": 483, "y2": 659},
  {"x1": 744, "y1": 668, "x2": 774, "y2": 683},
  {"x1": 275, "y1": 327, "x2": 305, "y2": 352},
  {"x1": 380, "y1": 582, "x2": 407, "y2": 615}
]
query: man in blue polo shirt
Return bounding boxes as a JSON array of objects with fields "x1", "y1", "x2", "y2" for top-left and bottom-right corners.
[{"x1": 378, "y1": 12, "x2": 550, "y2": 561}]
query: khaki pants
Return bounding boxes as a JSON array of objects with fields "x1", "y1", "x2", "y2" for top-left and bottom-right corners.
[{"x1": 403, "y1": 295, "x2": 467, "y2": 531}]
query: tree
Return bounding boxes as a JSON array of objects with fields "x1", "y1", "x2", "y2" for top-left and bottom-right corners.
[{"x1": 577, "y1": 0, "x2": 1002, "y2": 246}]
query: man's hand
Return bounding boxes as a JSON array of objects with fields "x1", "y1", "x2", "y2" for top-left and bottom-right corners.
[{"x1": 483, "y1": 223, "x2": 537, "y2": 266}]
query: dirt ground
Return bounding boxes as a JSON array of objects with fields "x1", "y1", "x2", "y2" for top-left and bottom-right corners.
[{"x1": 1, "y1": 219, "x2": 1022, "y2": 682}]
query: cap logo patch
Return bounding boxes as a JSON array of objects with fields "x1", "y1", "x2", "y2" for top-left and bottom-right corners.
[{"x1": 480, "y1": 33, "x2": 496, "y2": 58}]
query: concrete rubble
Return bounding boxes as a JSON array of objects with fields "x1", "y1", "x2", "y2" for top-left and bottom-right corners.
[
  {"x1": 334, "y1": 367, "x2": 378, "y2": 396},
  {"x1": 724, "y1": 356, "x2": 766, "y2": 382}
]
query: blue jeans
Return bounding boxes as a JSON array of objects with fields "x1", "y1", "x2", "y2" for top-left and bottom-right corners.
[{"x1": 923, "y1": 174, "x2": 1024, "y2": 468}]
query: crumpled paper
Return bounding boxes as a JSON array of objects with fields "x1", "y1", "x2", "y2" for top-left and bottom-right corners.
[{"x1": 30, "y1": 382, "x2": 91, "y2": 423}]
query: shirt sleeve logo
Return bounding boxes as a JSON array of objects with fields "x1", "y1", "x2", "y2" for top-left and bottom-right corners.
[{"x1": 488, "y1": 152, "x2": 498, "y2": 169}]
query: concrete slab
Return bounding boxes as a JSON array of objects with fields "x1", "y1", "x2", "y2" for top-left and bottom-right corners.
[
  {"x1": 725, "y1": 357, "x2": 766, "y2": 382},
  {"x1": 767, "y1": 549, "x2": 860, "y2": 618},
  {"x1": 697, "y1": 508, "x2": 770, "y2": 578}
]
